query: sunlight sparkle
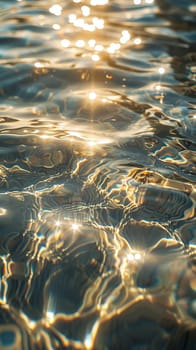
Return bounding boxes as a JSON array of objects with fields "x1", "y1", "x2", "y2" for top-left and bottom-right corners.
[
  {"x1": 90, "y1": 0, "x2": 108, "y2": 5},
  {"x1": 81, "y1": 5, "x2": 90, "y2": 16},
  {"x1": 76, "y1": 39, "x2": 85, "y2": 48},
  {"x1": 52, "y1": 23, "x2": 60, "y2": 30},
  {"x1": 49, "y1": 4, "x2": 62, "y2": 16},
  {"x1": 159, "y1": 67, "x2": 165, "y2": 74},
  {"x1": 61, "y1": 39, "x2": 70, "y2": 48},
  {"x1": 88, "y1": 39, "x2": 96, "y2": 48},
  {"x1": 92, "y1": 54, "x2": 100, "y2": 61},
  {"x1": 134, "y1": 38, "x2": 142, "y2": 45},
  {"x1": 88, "y1": 91, "x2": 97, "y2": 100},
  {"x1": 0, "y1": 208, "x2": 7, "y2": 216},
  {"x1": 72, "y1": 223, "x2": 80, "y2": 231}
]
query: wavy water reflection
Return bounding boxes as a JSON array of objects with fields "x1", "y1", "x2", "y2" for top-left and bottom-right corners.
[{"x1": 0, "y1": 0, "x2": 195, "y2": 349}]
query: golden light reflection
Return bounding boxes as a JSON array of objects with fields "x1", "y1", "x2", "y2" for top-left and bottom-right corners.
[
  {"x1": 92, "y1": 17, "x2": 104, "y2": 29},
  {"x1": 88, "y1": 39, "x2": 96, "y2": 48},
  {"x1": 87, "y1": 141, "x2": 97, "y2": 147},
  {"x1": 120, "y1": 30, "x2": 131, "y2": 44},
  {"x1": 47, "y1": 0, "x2": 155, "y2": 60},
  {"x1": 39, "y1": 134, "x2": 51, "y2": 139},
  {"x1": 68, "y1": 10, "x2": 104, "y2": 32},
  {"x1": 49, "y1": 4, "x2": 62, "y2": 16},
  {"x1": 133, "y1": 0, "x2": 154, "y2": 3},
  {"x1": 88, "y1": 91, "x2": 97, "y2": 100},
  {"x1": 0, "y1": 208, "x2": 7, "y2": 216},
  {"x1": 90, "y1": 0, "x2": 109, "y2": 5},
  {"x1": 91, "y1": 53, "x2": 100, "y2": 61},
  {"x1": 133, "y1": 0, "x2": 142, "y2": 5},
  {"x1": 71, "y1": 223, "x2": 80, "y2": 231},
  {"x1": 68, "y1": 13, "x2": 77, "y2": 23},
  {"x1": 76, "y1": 39, "x2": 85, "y2": 48},
  {"x1": 154, "y1": 83, "x2": 165, "y2": 104},
  {"x1": 74, "y1": 18, "x2": 85, "y2": 28},
  {"x1": 46, "y1": 310, "x2": 55, "y2": 323},
  {"x1": 52, "y1": 23, "x2": 61, "y2": 30},
  {"x1": 34, "y1": 61, "x2": 44, "y2": 68},
  {"x1": 84, "y1": 332, "x2": 94, "y2": 349},
  {"x1": 155, "y1": 84, "x2": 161, "y2": 91},
  {"x1": 107, "y1": 43, "x2": 121, "y2": 54},
  {"x1": 81, "y1": 5, "x2": 91, "y2": 17},
  {"x1": 55, "y1": 220, "x2": 61, "y2": 227},
  {"x1": 94, "y1": 44, "x2": 104, "y2": 52},
  {"x1": 68, "y1": 131, "x2": 82, "y2": 138},
  {"x1": 61, "y1": 39, "x2": 70, "y2": 48},
  {"x1": 50, "y1": 0, "x2": 151, "y2": 58},
  {"x1": 119, "y1": 249, "x2": 144, "y2": 284},
  {"x1": 127, "y1": 252, "x2": 142, "y2": 261},
  {"x1": 84, "y1": 23, "x2": 96, "y2": 31},
  {"x1": 134, "y1": 37, "x2": 142, "y2": 45}
]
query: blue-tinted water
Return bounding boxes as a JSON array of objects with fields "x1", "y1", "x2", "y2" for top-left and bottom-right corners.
[{"x1": 0, "y1": 0, "x2": 195, "y2": 349}]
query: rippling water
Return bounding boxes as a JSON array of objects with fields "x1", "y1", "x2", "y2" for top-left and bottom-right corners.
[{"x1": 0, "y1": 0, "x2": 196, "y2": 349}]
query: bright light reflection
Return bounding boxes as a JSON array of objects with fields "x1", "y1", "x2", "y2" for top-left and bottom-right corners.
[
  {"x1": 92, "y1": 54, "x2": 100, "y2": 61},
  {"x1": 84, "y1": 23, "x2": 95, "y2": 31},
  {"x1": 55, "y1": 220, "x2": 61, "y2": 227},
  {"x1": 72, "y1": 223, "x2": 80, "y2": 231},
  {"x1": 127, "y1": 252, "x2": 142, "y2": 261},
  {"x1": 61, "y1": 39, "x2": 70, "y2": 48},
  {"x1": 49, "y1": 4, "x2": 62, "y2": 16},
  {"x1": 134, "y1": 38, "x2": 142, "y2": 45},
  {"x1": 112, "y1": 43, "x2": 120, "y2": 50},
  {"x1": 87, "y1": 141, "x2": 97, "y2": 147},
  {"x1": 69, "y1": 13, "x2": 77, "y2": 23},
  {"x1": 34, "y1": 62, "x2": 44, "y2": 68},
  {"x1": 84, "y1": 333, "x2": 92, "y2": 349},
  {"x1": 120, "y1": 37, "x2": 128, "y2": 44},
  {"x1": 88, "y1": 39, "x2": 96, "y2": 48},
  {"x1": 156, "y1": 84, "x2": 161, "y2": 91},
  {"x1": 52, "y1": 23, "x2": 60, "y2": 30},
  {"x1": 145, "y1": 0, "x2": 154, "y2": 3},
  {"x1": 40, "y1": 135, "x2": 50, "y2": 139},
  {"x1": 127, "y1": 254, "x2": 134, "y2": 261},
  {"x1": 122, "y1": 30, "x2": 131, "y2": 40},
  {"x1": 74, "y1": 18, "x2": 85, "y2": 27},
  {"x1": 88, "y1": 91, "x2": 97, "y2": 100},
  {"x1": 0, "y1": 208, "x2": 7, "y2": 216},
  {"x1": 159, "y1": 67, "x2": 165, "y2": 75},
  {"x1": 95, "y1": 44, "x2": 104, "y2": 51},
  {"x1": 93, "y1": 17, "x2": 104, "y2": 29},
  {"x1": 134, "y1": 0, "x2": 142, "y2": 4},
  {"x1": 46, "y1": 311, "x2": 55, "y2": 322},
  {"x1": 76, "y1": 39, "x2": 85, "y2": 48},
  {"x1": 81, "y1": 5, "x2": 90, "y2": 16},
  {"x1": 107, "y1": 43, "x2": 120, "y2": 53},
  {"x1": 90, "y1": 0, "x2": 108, "y2": 5},
  {"x1": 135, "y1": 253, "x2": 142, "y2": 260},
  {"x1": 68, "y1": 131, "x2": 81, "y2": 137}
]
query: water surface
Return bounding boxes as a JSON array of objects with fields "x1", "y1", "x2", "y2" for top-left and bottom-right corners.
[{"x1": 0, "y1": 0, "x2": 196, "y2": 349}]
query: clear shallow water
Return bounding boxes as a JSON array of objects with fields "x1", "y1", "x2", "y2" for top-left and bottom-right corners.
[{"x1": 0, "y1": 0, "x2": 195, "y2": 349}]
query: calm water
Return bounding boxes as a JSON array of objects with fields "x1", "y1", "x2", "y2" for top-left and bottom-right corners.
[{"x1": 0, "y1": 0, "x2": 196, "y2": 349}]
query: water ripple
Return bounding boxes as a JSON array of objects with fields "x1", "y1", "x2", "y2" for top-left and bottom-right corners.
[{"x1": 0, "y1": 0, "x2": 195, "y2": 349}]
